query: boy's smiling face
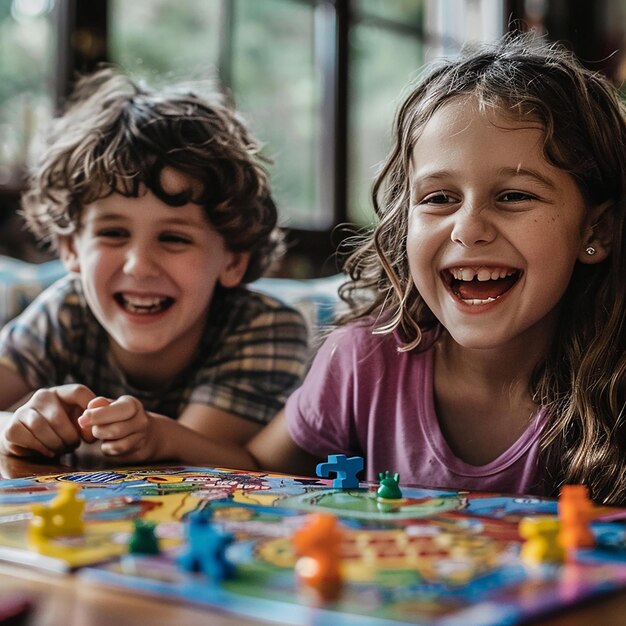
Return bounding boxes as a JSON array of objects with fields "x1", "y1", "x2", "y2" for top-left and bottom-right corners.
[
  {"x1": 406, "y1": 98, "x2": 608, "y2": 356},
  {"x1": 60, "y1": 168, "x2": 249, "y2": 386}
]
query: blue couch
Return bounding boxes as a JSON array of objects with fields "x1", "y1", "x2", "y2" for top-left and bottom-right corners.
[{"x1": 0, "y1": 255, "x2": 344, "y2": 335}]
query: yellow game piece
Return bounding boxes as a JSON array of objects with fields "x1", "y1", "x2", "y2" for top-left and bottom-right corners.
[
  {"x1": 28, "y1": 483, "x2": 85, "y2": 545},
  {"x1": 519, "y1": 516, "x2": 565, "y2": 566}
]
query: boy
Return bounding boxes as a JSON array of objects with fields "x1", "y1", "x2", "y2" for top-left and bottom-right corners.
[{"x1": 0, "y1": 68, "x2": 308, "y2": 465}]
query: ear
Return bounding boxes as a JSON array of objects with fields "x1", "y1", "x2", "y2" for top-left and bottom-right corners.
[
  {"x1": 578, "y1": 201, "x2": 613, "y2": 265},
  {"x1": 58, "y1": 236, "x2": 81, "y2": 273},
  {"x1": 218, "y1": 251, "x2": 250, "y2": 288}
]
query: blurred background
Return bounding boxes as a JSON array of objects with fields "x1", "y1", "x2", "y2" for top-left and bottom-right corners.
[{"x1": 0, "y1": 0, "x2": 625, "y2": 276}]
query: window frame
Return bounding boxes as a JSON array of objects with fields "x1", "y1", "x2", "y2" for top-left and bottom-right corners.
[
  {"x1": 54, "y1": 0, "x2": 349, "y2": 275},
  {"x1": 1, "y1": 0, "x2": 619, "y2": 273}
]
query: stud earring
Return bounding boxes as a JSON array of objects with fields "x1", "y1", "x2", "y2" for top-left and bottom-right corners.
[{"x1": 585, "y1": 246, "x2": 596, "y2": 256}]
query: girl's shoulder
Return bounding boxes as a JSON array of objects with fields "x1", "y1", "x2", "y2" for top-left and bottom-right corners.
[
  {"x1": 321, "y1": 318, "x2": 440, "y2": 357},
  {"x1": 322, "y1": 318, "x2": 385, "y2": 346}
]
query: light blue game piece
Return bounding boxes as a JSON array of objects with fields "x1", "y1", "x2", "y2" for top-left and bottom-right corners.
[{"x1": 316, "y1": 454, "x2": 364, "y2": 488}]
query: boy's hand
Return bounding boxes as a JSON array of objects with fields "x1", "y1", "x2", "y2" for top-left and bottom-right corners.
[
  {"x1": 78, "y1": 395, "x2": 157, "y2": 462},
  {"x1": 0, "y1": 384, "x2": 96, "y2": 458}
]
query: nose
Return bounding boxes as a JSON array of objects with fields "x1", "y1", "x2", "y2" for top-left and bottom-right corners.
[
  {"x1": 123, "y1": 242, "x2": 160, "y2": 279},
  {"x1": 450, "y1": 203, "x2": 496, "y2": 248}
]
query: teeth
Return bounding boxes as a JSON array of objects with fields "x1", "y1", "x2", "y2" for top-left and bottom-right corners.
[
  {"x1": 476, "y1": 268, "x2": 492, "y2": 281},
  {"x1": 119, "y1": 294, "x2": 171, "y2": 314},
  {"x1": 123, "y1": 295, "x2": 166, "y2": 307},
  {"x1": 457, "y1": 268, "x2": 476, "y2": 281},
  {"x1": 449, "y1": 267, "x2": 515, "y2": 281},
  {"x1": 462, "y1": 297, "x2": 497, "y2": 305}
]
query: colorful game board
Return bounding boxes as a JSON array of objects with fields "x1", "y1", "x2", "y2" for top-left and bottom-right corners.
[{"x1": 2, "y1": 466, "x2": 626, "y2": 625}]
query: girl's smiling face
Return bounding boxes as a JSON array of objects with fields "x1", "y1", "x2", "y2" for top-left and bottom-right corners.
[
  {"x1": 60, "y1": 168, "x2": 249, "y2": 384},
  {"x1": 406, "y1": 98, "x2": 606, "y2": 355}
]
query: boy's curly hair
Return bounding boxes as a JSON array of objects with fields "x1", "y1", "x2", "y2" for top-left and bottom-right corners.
[{"x1": 22, "y1": 67, "x2": 282, "y2": 283}]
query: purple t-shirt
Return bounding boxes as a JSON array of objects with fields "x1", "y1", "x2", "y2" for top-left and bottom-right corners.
[{"x1": 286, "y1": 321, "x2": 548, "y2": 496}]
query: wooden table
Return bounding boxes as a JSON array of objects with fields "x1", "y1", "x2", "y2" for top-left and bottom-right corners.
[{"x1": 1, "y1": 455, "x2": 626, "y2": 626}]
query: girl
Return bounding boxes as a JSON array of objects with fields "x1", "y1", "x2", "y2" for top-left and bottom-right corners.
[{"x1": 85, "y1": 34, "x2": 626, "y2": 504}]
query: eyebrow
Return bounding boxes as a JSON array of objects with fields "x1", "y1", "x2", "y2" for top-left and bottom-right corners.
[
  {"x1": 409, "y1": 171, "x2": 453, "y2": 194},
  {"x1": 410, "y1": 166, "x2": 557, "y2": 194},
  {"x1": 89, "y1": 212, "x2": 204, "y2": 228},
  {"x1": 498, "y1": 166, "x2": 557, "y2": 191},
  {"x1": 88, "y1": 212, "x2": 125, "y2": 222}
]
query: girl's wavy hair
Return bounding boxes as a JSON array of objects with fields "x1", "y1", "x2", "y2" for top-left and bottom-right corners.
[
  {"x1": 22, "y1": 67, "x2": 283, "y2": 283},
  {"x1": 340, "y1": 32, "x2": 626, "y2": 504}
]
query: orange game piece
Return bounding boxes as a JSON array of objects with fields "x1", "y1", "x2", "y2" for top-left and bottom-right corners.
[
  {"x1": 292, "y1": 513, "x2": 343, "y2": 604},
  {"x1": 557, "y1": 484, "x2": 595, "y2": 551}
]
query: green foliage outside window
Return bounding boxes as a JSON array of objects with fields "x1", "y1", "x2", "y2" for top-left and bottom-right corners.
[
  {"x1": 0, "y1": 0, "x2": 54, "y2": 181},
  {"x1": 1, "y1": 0, "x2": 427, "y2": 231},
  {"x1": 110, "y1": 0, "x2": 424, "y2": 229},
  {"x1": 110, "y1": 0, "x2": 221, "y2": 83},
  {"x1": 349, "y1": 2, "x2": 424, "y2": 224}
]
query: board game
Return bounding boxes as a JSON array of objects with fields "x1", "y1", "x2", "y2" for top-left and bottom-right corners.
[{"x1": 2, "y1": 465, "x2": 626, "y2": 626}]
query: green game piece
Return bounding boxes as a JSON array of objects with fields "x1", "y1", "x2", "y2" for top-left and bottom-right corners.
[
  {"x1": 128, "y1": 519, "x2": 160, "y2": 555},
  {"x1": 377, "y1": 471, "x2": 403, "y2": 500}
]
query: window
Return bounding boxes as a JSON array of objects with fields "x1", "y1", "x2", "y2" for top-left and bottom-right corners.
[
  {"x1": 10, "y1": 0, "x2": 621, "y2": 274},
  {"x1": 230, "y1": 0, "x2": 322, "y2": 229},
  {"x1": 109, "y1": 0, "x2": 507, "y2": 232},
  {"x1": 109, "y1": 0, "x2": 222, "y2": 82},
  {"x1": 349, "y1": 1, "x2": 425, "y2": 224},
  {"x1": 106, "y1": 0, "x2": 431, "y2": 273},
  {"x1": 0, "y1": 0, "x2": 55, "y2": 187},
  {"x1": 110, "y1": 0, "x2": 324, "y2": 231},
  {"x1": 1, "y1": 0, "x2": 509, "y2": 273}
]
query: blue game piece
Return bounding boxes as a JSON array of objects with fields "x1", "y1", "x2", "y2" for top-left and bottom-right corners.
[
  {"x1": 316, "y1": 454, "x2": 364, "y2": 489},
  {"x1": 178, "y1": 511, "x2": 235, "y2": 582}
]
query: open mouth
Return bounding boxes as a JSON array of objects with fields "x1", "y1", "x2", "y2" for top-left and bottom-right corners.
[
  {"x1": 114, "y1": 293, "x2": 175, "y2": 315},
  {"x1": 442, "y1": 266, "x2": 521, "y2": 305}
]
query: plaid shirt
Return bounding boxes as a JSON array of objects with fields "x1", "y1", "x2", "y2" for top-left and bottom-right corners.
[{"x1": 0, "y1": 274, "x2": 308, "y2": 424}]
